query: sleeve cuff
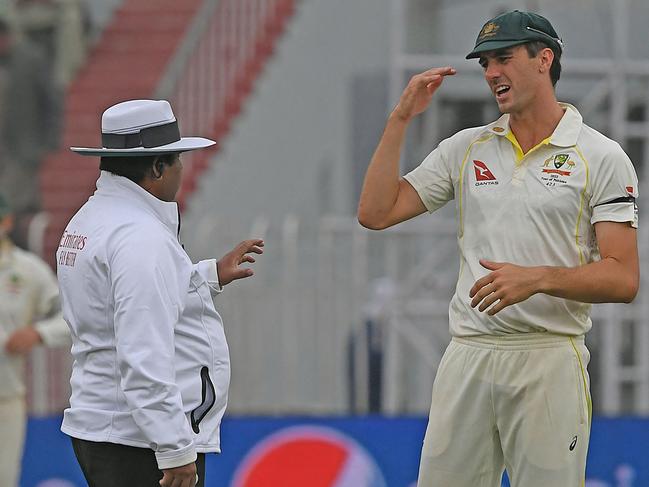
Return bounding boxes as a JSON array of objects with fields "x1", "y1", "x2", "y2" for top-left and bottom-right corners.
[
  {"x1": 402, "y1": 173, "x2": 438, "y2": 213},
  {"x1": 155, "y1": 443, "x2": 197, "y2": 470},
  {"x1": 591, "y1": 203, "x2": 638, "y2": 229},
  {"x1": 35, "y1": 317, "x2": 71, "y2": 347},
  {"x1": 195, "y1": 259, "x2": 223, "y2": 296}
]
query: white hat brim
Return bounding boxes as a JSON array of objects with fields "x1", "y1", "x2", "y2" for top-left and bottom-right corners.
[{"x1": 70, "y1": 136, "x2": 216, "y2": 157}]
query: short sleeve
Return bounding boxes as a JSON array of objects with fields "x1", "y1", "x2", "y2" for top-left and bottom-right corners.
[
  {"x1": 403, "y1": 137, "x2": 455, "y2": 213},
  {"x1": 590, "y1": 145, "x2": 639, "y2": 228}
]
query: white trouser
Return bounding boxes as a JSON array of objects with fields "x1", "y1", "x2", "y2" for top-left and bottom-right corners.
[
  {"x1": 0, "y1": 395, "x2": 27, "y2": 487},
  {"x1": 418, "y1": 333, "x2": 591, "y2": 487}
]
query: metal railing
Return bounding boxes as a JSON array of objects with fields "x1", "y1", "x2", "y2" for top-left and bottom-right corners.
[
  {"x1": 155, "y1": 0, "x2": 298, "y2": 206},
  {"x1": 26, "y1": 210, "x2": 649, "y2": 416},
  {"x1": 181, "y1": 213, "x2": 649, "y2": 415}
]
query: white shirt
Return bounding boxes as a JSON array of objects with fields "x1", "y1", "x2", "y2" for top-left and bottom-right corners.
[
  {"x1": 405, "y1": 104, "x2": 638, "y2": 337},
  {"x1": 0, "y1": 239, "x2": 69, "y2": 398},
  {"x1": 57, "y1": 171, "x2": 230, "y2": 470}
]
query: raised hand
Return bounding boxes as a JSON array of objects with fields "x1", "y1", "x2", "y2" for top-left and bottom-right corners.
[
  {"x1": 216, "y1": 239, "x2": 264, "y2": 287},
  {"x1": 393, "y1": 67, "x2": 456, "y2": 122}
]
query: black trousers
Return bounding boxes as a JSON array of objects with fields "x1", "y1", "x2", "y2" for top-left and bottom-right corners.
[{"x1": 71, "y1": 437, "x2": 206, "y2": 487}]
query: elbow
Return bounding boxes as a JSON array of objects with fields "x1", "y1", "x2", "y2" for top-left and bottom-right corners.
[
  {"x1": 357, "y1": 209, "x2": 389, "y2": 230},
  {"x1": 619, "y1": 272, "x2": 639, "y2": 303},
  {"x1": 357, "y1": 216, "x2": 386, "y2": 230},
  {"x1": 622, "y1": 279, "x2": 639, "y2": 304}
]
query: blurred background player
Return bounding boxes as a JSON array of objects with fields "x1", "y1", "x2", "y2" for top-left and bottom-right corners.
[
  {"x1": 0, "y1": 191, "x2": 70, "y2": 487},
  {"x1": 0, "y1": 15, "x2": 62, "y2": 223},
  {"x1": 358, "y1": 10, "x2": 639, "y2": 486}
]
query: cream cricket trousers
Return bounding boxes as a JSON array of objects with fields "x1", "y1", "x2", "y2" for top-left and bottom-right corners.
[
  {"x1": 418, "y1": 333, "x2": 591, "y2": 487},
  {"x1": 0, "y1": 395, "x2": 27, "y2": 487}
]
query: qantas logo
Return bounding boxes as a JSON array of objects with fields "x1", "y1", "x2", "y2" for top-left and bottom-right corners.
[{"x1": 473, "y1": 160, "x2": 498, "y2": 186}]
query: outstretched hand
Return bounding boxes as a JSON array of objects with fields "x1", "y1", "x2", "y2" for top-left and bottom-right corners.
[
  {"x1": 216, "y1": 239, "x2": 264, "y2": 287},
  {"x1": 393, "y1": 66, "x2": 456, "y2": 122},
  {"x1": 5, "y1": 326, "x2": 42, "y2": 355},
  {"x1": 469, "y1": 259, "x2": 544, "y2": 315}
]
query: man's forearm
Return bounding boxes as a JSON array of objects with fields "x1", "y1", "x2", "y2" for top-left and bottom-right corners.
[
  {"x1": 538, "y1": 258, "x2": 638, "y2": 304},
  {"x1": 357, "y1": 112, "x2": 409, "y2": 228}
]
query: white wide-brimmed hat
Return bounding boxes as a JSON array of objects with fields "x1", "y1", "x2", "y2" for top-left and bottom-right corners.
[{"x1": 71, "y1": 99, "x2": 215, "y2": 157}]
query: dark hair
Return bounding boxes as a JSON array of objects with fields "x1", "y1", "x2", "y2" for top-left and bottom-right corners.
[
  {"x1": 99, "y1": 153, "x2": 178, "y2": 184},
  {"x1": 525, "y1": 41, "x2": 561, "y2": 87}
]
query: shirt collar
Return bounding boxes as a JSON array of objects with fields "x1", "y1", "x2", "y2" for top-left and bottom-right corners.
[
  {"x1": 485, "y1": 103, "x2": 582, "y2": 148},
  {"x1": 94, "y1": 171, "x2": 179, "y2": 235}
]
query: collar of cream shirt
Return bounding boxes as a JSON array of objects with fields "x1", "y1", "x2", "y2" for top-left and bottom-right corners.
[
  {"x1": 95, "y1": 171, "x2": 180, "y2": 237},
  {"x1": 484, "y1": 102, "x2": 583, "y2": 148}
]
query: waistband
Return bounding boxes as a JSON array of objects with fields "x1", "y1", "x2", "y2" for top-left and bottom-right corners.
[{"x1": 452, "y1": 333, "x2": 584, "y2": 350}]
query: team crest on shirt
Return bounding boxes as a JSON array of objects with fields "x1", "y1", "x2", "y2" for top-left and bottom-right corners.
[
  {"x1": 5, "y1": 273, "x2": 22, "y2": 294},
  {"x1": 541, "y1": 153, "x2": 576, "y2": 186}
]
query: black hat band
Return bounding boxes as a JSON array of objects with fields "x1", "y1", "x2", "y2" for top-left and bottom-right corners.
[{"x1": 102, "y1": 121, "x2": 181, "y2": 149}]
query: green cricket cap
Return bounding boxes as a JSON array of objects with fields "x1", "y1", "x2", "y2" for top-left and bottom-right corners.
[
  {"x1": 466, "y1": 10, "x2": 563, "y2": 59},
  {"x1": 0, "y1": 192, "x2": 10, "y2": 218}
]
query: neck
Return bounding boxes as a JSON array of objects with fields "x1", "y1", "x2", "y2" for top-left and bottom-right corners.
[
  {"x1": 509, "y1": 92, "x2": 564, "y2": 153},
  {"x1": 0, "y1": 236, "x2": 11, "y2": 256}
]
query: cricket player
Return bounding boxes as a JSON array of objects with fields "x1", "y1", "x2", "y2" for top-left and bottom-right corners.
[
  {"x1": 357, "y1": 10, "x2": 639, "y2": 487},
  {"x1": 0, "y1": 192, "x2": 70, "y2": 487}
]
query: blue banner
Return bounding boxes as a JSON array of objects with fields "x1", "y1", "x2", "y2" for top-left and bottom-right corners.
[{"x1": 21, "y1": 416, "x2": 649, "y2": 486}]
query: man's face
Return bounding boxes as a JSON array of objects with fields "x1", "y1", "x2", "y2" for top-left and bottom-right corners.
[
  {"x1": 0, "y1": 214, "x2": 13, "y2": 240},
  {"x1": 159, "y1": 154, "x2": 183, "y2": 202},
  {"x1": 478, "y1": 45, "x2": 549, "y2": 114}
]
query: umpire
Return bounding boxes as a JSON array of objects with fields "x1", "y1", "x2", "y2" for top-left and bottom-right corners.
[{"x1": 58, "y1": 99, "x2": 263, "y2": 487}]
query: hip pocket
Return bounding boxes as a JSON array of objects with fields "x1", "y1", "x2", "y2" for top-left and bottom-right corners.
[
  {"x1": 570, "y1": 341, "x2": 589, "y2": 425},
  {"x1": 190, "y1": 367, "x2": 216, "y2": 434}
]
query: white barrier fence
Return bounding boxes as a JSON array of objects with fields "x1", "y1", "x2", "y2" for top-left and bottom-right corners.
[
  {"x1": 181, "y1": 211, "x2": 649, "y2": 416},
  {"x1": 28, "y1": 212, "x2": 649, "y2": 416}
]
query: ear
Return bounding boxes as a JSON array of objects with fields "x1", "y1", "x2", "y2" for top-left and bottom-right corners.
[
  {"x1": 539, "y1": 47, "x2": 554, "y2": 73},
  {"x1": 151, "y1": 156, "x2": 165, "y2": 179}
]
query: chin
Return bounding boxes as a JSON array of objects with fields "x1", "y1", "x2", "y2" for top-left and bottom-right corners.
[{"x1": 496, "y1": 103, "x2": 511, "y2": 114}]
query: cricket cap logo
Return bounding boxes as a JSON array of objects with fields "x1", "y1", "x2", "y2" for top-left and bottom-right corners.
[{"x1": 479, "y1": 22, "x2": 500, "y2": 40}]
